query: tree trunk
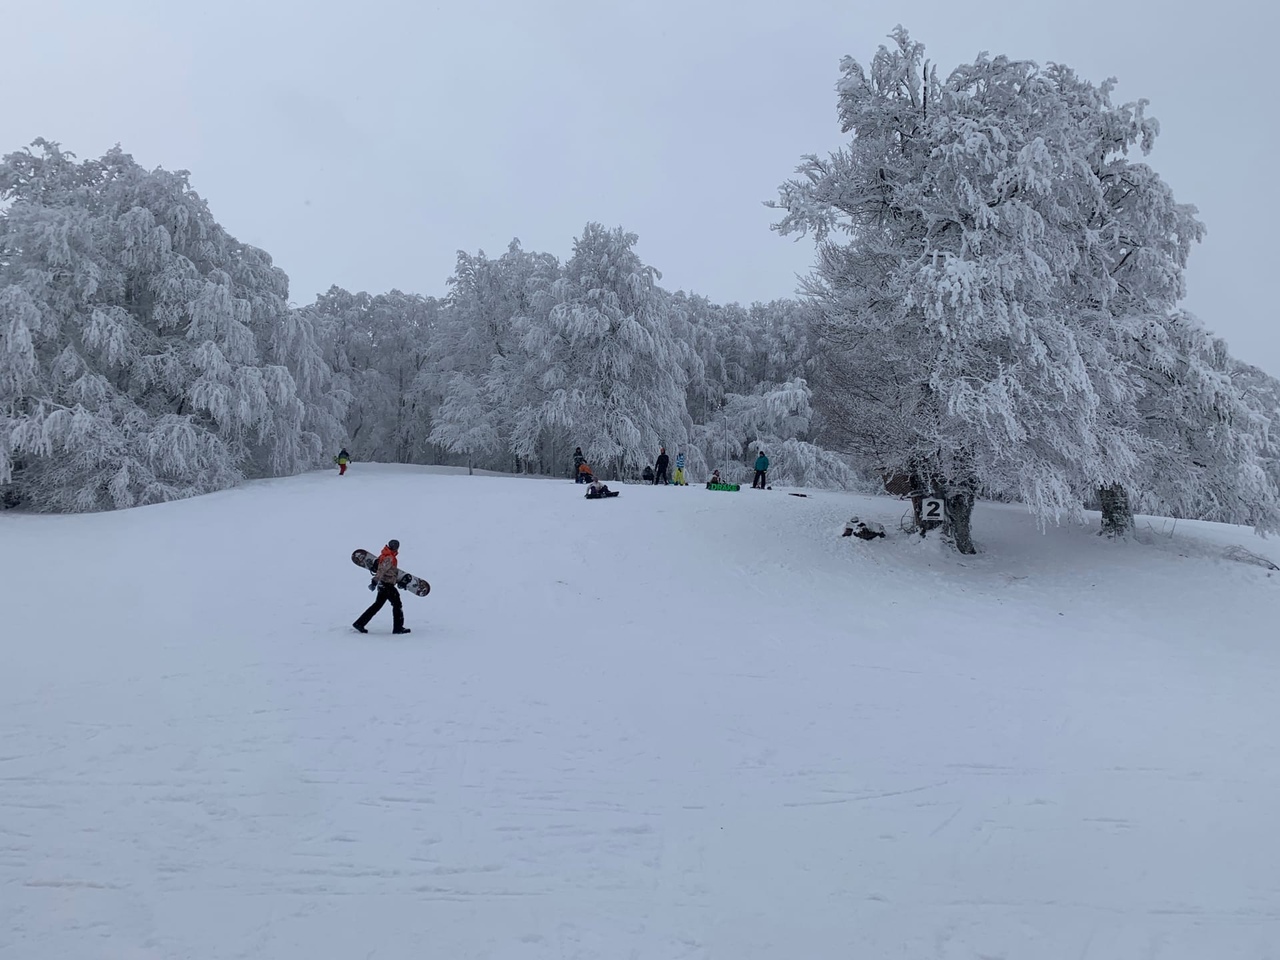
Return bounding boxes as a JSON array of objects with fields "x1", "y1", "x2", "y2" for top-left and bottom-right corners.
[
  {"x1": 1099, "y1": 483, "x2": 1133, "y2": 537},
  {"x1": 927, "y1": 464, "x2": 977, "y2": 554},
  {"x1": 945, "y1": 491, "x2": 977, "y2": 555}
]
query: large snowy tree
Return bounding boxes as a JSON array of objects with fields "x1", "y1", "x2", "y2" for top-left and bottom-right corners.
[
  {"x1": 771, "y1": 29, "x2": 1273, "y2": 549},
  {"x1": 304, "y1": 286, "x2": 441, "y2": 465},
  {"x1": 0, "y1": 141, "x2": 339, "y2": 511},
  {"x1": 516, "y1": 223, "x2": 691, "y2": 478},
  {"x1": 428, "y1": 240, "x2": 560, "y2": 473}
]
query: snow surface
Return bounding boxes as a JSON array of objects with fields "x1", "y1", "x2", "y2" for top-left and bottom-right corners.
[{"x1": 2, "y1": 464, "x2": 1279, "y2": 959}]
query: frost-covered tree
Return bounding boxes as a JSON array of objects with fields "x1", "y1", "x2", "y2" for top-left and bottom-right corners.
[
  {"x1": 1096, "y1": 315, "x2": 1279, "y2": 534},
  {"x1": 428, "y1": 240, "x2": 559, "y2": 473},
  {"x1": 770, "y1": 29, "x2": 1250, "y2": 550},
  {"x1": 292, "y1": 228, "x2": 840, "y2": 487},
  {"x1": 517, "y1": 223, "x2": 691, "y2": 478},
  {"x1": 1233, "y1": 361, "x2": 1280, "y2": 526},
  {"x1": 689, "y1": 377, "x2": 853, "y2": 486},
  {"x1": 0, "y1": 140, "x2": 332, "y2": 512},
  {"x1": 270, "y1": 303, "x2": 349, "y2": 469},
  {"x1": 306, "y1": 286, "x2": 440, "y2": 464}
]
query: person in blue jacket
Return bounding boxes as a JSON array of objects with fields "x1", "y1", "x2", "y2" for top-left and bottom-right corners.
[{"x1": 752, "y1": 451, "x2": 769, "y2": 489}]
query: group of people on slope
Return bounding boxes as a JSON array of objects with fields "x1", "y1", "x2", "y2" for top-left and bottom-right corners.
[
  {"x1": 339, "y1": 445, "x2": 769, "y2": 490},
  {"x1": 572, "y1": 446, "x2": 770, "y2": 494},
  {"x1": 641, "y1": 448, "x2": 688, "y2": 485}
]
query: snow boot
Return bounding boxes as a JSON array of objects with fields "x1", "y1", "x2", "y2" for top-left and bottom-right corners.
[
  {"x1": 352, "y1": 622, "x2": 368, "y2": 634},
  {"x1": 393, "y1": 627, "x2": 412, "y2": 635}
]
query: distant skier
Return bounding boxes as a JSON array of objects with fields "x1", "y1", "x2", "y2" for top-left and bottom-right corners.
[
  {"x1": 353, "y1": 539, "x2": 410, "y2": 635},
  {"x1": 335, "y1": 448, "x2": 351, "y2": 476},
  {"x1": 653, "y1": 448, "x2": 670, "y2": 485},
  {"x1": 673, "y1": 452, "x2": 687, "y2": 485},
  {"x1": 572, "y1": 447, "x2": 587, "y2": 482},
  {"x1": 752, "y1": 451, "x2": 769, "y2": 489},
  {"x1": 585, "y1": 479, "x2": 620, "y2": 499}
]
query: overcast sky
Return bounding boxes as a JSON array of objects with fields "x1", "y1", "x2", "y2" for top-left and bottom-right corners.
[{"x1": 6, "y1": 0, "x2": 1278, "y2": 374}]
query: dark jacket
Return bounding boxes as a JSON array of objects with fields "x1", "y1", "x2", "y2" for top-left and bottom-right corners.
[
  {"x1": 655, "y1": 453, "x2": 670, "y2": 471},
  {"x1": 755, "y1": 454, "x2": 769, "y2": 472},
  {"x1": 642, "y1": 465, "x2": 655, "y2": 481},
  {"x1": 573, "y1": 449, "x2": 585, "y2": 469}
]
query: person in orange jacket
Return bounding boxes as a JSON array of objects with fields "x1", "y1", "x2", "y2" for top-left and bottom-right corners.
[{"x1": 353, "y1": 539, "x2": 410, "y2": 634}]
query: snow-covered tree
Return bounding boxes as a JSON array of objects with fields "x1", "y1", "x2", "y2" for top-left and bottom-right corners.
[
  {"x1": 1233, "y1": 361, "x2": 1280, "y2": 526},
  {"x1": 428, "y1": 240, "x2": 559, "y2": 473},
  {"x1": 769, "y1": 28, "x2": 1261, "y2": 550},
  {"x1": 0, "y1": 140, "x2": 329, "y2": 512},
  {"x1": 689, "y1": 377, "x2": 854, "y2": 486},
  {"x1": 305, "y1": 286, "x2": 442, "y2": 464},
  {"x1": 517, "y1": 224, "x2": 691, "y2": 478}
]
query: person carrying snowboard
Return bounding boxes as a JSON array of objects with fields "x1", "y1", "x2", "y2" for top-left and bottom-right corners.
[
  {"x1": 752, "y1": 451, "x2": 769, "y2": 489},
  {"x1": 335, "y1": 448, "x2": 351, "y2": 476},
  {"x1": 572, "y1": 447, "x2": 587, "y2": 482},
  {"x1": 653, "y1": 448, "x2": 670, "y2": 485},
  {"x1": 673, "y1": 451, "x2": 687, "y2": 485},
  {"x1": 353, "y1": 539, "x2": 410, "y2": 634},
  {"x1": 585, "y1": 479, "x2": 620, "y2": 499}
]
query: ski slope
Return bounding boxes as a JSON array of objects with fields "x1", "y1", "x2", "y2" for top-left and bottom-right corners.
[{"x1": 2, "y1": 463, "x2": 1279, "y2": 959}]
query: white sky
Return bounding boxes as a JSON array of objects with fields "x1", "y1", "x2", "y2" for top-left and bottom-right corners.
[{"x1": 6, "y1": 0, "x2": 1278, "y2": 374}]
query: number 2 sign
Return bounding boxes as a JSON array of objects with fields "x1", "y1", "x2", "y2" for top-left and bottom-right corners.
[{"x1": 921, "y1": 497, "x2": 946, "y2": 521}]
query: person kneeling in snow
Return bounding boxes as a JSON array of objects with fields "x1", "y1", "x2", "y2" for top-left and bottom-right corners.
[
  {"x1": 585, "y1": 479, "x2": 620, "y2": 499},
  {"x1": 353, "y1": 539, "x2": 411, "y2": 634}
]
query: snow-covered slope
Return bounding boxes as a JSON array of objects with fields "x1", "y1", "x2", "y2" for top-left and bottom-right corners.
[{"x1": 2, "y1": 464, "x2": 1278, "y2": 959}]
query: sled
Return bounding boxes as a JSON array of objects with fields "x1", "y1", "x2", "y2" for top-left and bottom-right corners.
[{"x1": 351, "y1": 549, "x2": 431, "y2": 597}]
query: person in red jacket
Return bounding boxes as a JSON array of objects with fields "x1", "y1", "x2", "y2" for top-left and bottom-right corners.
[{"x1": 352, "y1": 539, "x2": 411, "y2": 634}]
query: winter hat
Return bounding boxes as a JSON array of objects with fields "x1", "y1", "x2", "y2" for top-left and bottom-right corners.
[{"x1": 387, "y1": 539, "x2": 400, "y2": 551}]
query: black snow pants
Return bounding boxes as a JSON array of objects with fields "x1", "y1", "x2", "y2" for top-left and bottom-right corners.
[
  {"x1": 356, "y1": 584, "x2": 404, "y2": 631},
  {"x1": 753, "y1": 470, "x2": 767, "y2": 488},
  {"x1": 653, "y1": 465, "x2": 669, "y2": 484}
]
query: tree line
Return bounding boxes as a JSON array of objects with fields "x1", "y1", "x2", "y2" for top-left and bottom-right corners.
[{"x1": 3, "y1": 26, "x2": 1278, "y2": 554}]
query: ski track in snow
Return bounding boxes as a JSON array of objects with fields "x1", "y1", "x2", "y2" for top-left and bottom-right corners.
[{"x1": 2, "y1": 463, "x2": 1279, "y2": 959}]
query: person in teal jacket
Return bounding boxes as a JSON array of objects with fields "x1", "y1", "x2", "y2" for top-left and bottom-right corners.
[{"x1": 752, "y1": 451, "x2": 769, "y2": 489}]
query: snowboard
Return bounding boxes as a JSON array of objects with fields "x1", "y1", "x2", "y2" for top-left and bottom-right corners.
[
  {"x1": 706, "y1": 482, "x2": 740, "y2": 492},
  {"x1": 351, "y1": 549, "x2": 431, "y2": 597}
]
